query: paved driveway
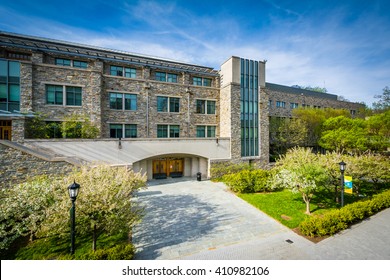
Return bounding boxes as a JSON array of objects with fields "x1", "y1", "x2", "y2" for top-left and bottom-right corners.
[{"x1": 132, "y1": 178, "x2": 313, "y2": 260}]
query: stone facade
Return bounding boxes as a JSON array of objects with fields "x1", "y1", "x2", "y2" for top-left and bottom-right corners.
[
  {"x1": 266, "y1": 83, "x2": 363, "y2": 118},
  {"x1": 0, "y1": 32, "x2": 365, "y2": 177},
  {"x1": 0, "y1": 141, "x2": 74, "y2": 188}
]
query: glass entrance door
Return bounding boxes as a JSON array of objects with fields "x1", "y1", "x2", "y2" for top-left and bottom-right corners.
[{"x1": 0, "y1": 120, "x2": 12, "y2": 140}]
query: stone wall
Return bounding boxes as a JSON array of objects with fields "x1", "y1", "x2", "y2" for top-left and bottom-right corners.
[
  {"x1": 266, "y1": 86, "x2": 364, "y2": 118},
  {"x1": 0, "y1": 142, "x2": 75, "y2": 188}
]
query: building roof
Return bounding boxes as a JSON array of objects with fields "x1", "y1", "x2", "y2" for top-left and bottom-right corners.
[
  {"x1": 0, "y1": 31, "x2": 219, "y2": 76},
  {"x1": 266, "y1": 82, "x2": 338, "y2": 100}
]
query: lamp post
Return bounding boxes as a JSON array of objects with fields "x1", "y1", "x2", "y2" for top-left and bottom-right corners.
[
  {"x1": 339, "y1": 161, "x2": 346, "y2": 207},
  {"x1": 68, "y1": 180, "x2": 80, "y2": 255}
]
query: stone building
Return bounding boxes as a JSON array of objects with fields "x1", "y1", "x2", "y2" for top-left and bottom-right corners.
[{"x1": 0, "y1": 31, "x2": 363, "y2": 180}]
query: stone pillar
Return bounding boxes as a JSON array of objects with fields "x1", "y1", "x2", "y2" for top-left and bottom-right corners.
[
  {"x1": 11, "y1": 117, "x2": 25, "y2": 143},
  {"x1": 20, "y1": 63, "x2": 33, "y2": 112}
]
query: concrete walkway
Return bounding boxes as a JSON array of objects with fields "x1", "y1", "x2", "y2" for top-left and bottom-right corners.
[{"x1": 132, "y1": 178, "x2": 390, "y2": 260}]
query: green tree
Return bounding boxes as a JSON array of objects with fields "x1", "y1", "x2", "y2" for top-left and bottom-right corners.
[
  {"x1": 39, "y1": 165, "x2": 146, "y2": 251},
  {"x1": 62, "y1": 113, "x2": 100, "y2": 138},
  {"x1": 272, "y1": 147, "x2": 330, "y2": 214},
  {"x1": 372, "y1": 86, "x2": 390, "y2": 112},
  {"x1": 24, "y1": 112, "x2": 49, "y2": 139},
  {"x1": 319, "y1": 116, "x2": 368, "y2": 153},
  {"x1": 366, "y1": 110, "x2": 390, "y2": 151}
]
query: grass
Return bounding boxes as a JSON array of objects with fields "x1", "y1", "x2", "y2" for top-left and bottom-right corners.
[
  {"x1": 11, "y1": 232, "x2": 130, "y2": 260},
  {"x1": 238, "y1": 189, "x2": 341, "y2": 229}
]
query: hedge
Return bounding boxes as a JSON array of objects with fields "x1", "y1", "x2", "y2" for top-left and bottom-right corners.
[
  {"x1": 222, "y1": 169, "x2": 271, "y2": 193},
  {"x1": 299, "y1": 189, "x2": 390, "y2": 237}
]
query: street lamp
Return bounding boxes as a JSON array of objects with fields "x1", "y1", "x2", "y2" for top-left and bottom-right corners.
[
  {"x1": 339, "y1": 161, "x2": 346, "y2": 207},
  {"x1": 68, "y1": 180, "x2": 80, "y2": 255}
]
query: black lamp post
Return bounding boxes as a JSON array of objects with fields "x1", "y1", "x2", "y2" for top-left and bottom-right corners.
[
  {"x1": 339, "y1": 161, "x2": 346, "y2": 207},
  {"x1": 68, "y1": 180, "x2": 80, "y2": 255}
]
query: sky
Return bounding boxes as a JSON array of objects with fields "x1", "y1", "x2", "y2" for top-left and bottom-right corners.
[{"x1": 0, "y1": 0, "x2": 389, "y2": 106}]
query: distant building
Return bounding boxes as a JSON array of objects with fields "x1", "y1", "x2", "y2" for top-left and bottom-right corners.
[{"x1": 0, "y1": 31, "x2": 363, "y2": 179}]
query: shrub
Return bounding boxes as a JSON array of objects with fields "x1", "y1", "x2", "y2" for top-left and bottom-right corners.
[
  {"x1": 76, "y1": 244, "x2": 135, "y2": 260},
  {"x1": 210, "y1": 162, "x2": 251, "y2": 181},
  {"x1": 299, "y1": 189, "x2": 390, "y2": 237},
  {"x1": 222, "y1": 169, "x2": 271, "y2": 193}
]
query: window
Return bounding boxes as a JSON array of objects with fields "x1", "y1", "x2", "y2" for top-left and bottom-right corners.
[
  {"x1": 157, "y1": 96, "x2": 180, "y2": 112},
  {"x1": 110, "y1": 66, "x2": 123, "y2": 76},
  {"x1": 193, "y1": 77, "x2": 212, "y2": 86},
  {"x1": 157, "y1": 124, "x2": 180, "y2": 138},
  {"x1": 155, "y1": 72, "x2": 166, "y2": 81},
  {"x1": 66, "y1": 86, "x2": 82, "y2": 106},
  {"x1": 203, "y1": 78, "x2": 211, "y2": 87},
  {"x1": 276, "y1": 101, "x2": 286, "y2": 108},
  {"x1": 125, "y1": 68, "x2": 136, "y2": 78},
  {"x1": 124, "y1": 94, "x2": 137, "y2": 110},
  {"x1": 192, "y1": 77, "x2": 202, "y2": 86},
  {"x1": 110, "y1": 124, "x2": 137, "y2": 138},
  {"x1": 157, "y1": 125, "x2": 168, "y2": 138},
  {"x1": 46, "y1": 85, "x2": 82, "y2": 106},
  {"x1": 110, "y1": 93, "x2": 123, "y2": 110},
  {"x1": 196, "y1": 99, "x2": 216, "y2": 114},
  {"x1": 0, "y1": 60, "x2": 21, "y2": 112},
  {"x1": 73, "y1": 60, "x2": 88, "y2": 69},
  {"x1": 269, "y1": 100, "x2": 273, "y2": 108},
  {"x1": 46, "y1": 85, "x2": 63, "y2": 105},
  {"x1": 110, "y1": 124, "x2": 123, "y2": 138},
  {"x1": 110, "y1": 66, "x2": 136, "y2": 78},
  {"x1": 155, "y1": 72, "x2": 178, "y2": 83},
  {"x1": 125, "y1": 124, "x2": 137, "y2": 138},
  {"x1": 55, "y1": 58, "x2": 71, "y2": 66},
  {"x1": 169, "y1": 125, "x2": 180, "y2": 138},
  {"x1": 7, "y1": 52, "x2": 31, "y2": 61},
  {"x1": 290, "y1": 102, "x2": 299, "y2": 109},
  {"x1": 196, "y1": 125, "x2": 216, "y2": 137},
  {"x1": 350, "y1": 110, "x2": 356, "y2": 116},
  {"x1": 109, "y1": 93, "x2": 137, "y2": 110},
  {"x1": 167, "y1": 73, "x2": 178, "y2": 83}
]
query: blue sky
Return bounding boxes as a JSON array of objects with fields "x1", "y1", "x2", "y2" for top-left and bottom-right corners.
[{"x1": 0, "y1": 0, "x2": 389, "y2": 106}]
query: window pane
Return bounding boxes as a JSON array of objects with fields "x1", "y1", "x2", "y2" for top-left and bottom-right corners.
[
  {"x1": 110, "y1": 124, "x2": 123, "y2": 138},
  {"x1": 125, "y1": 124, "x2": 137, "y2": 138},
  {"x1": 110, "y1": 66, "x2": 123, "y2": 76},
  {"x1": 0, "y1": 60, "x2": 7, "y2": 82},
  {"x1": 46, "y1": 85, "x2": 63, "y2": 105},
  {"x1": 66, "y1": 86, "x2": 82, "y2": 106},
  {"x1": 203, "y1": 78, "x2": 211, "y2": 87},
  {"x1": 9, "y1": 85, "x2": 20, "y2": 102},
  {"x1": 169, "y1": 125, "x2": 180, "y2": 138},
  {"x1": 157, "y1": 125, "x2": 168, "y2": 138},
  {"x1": 196, "y1": 100, "x2": 205, "y2": 114},
  {"x1": 110, "y1": 93, "x2": 123, "y2": 109},
  {"x1": 0, "y1": 84, "x2": 6, "y2": 101},
  {"x1": 55, "y1": 58, "x2": 71, "y2": 66},
  {"x1": 169, "y1": 97, "x2": 180, "y2": 112},
  {"x1": 207, "y1": 100, "x2": 216, "y2": 114},
  {"x1": 155, "y1": 72, "x2": 166, "y2": 81},
  {"x1": 207, "y1": 126, "x2": 216, "y2": 137},
  {"x1": 73, "y1": 60, "x2": 88, "y2": 68},
  {"x1": 157, "y1": 96, "x2": 168, "y2": 112},
  {"x1": 125, "y1": 68, "x2": 136, "y2": 78},
  {"x1": 124, "y1": 94, "x2": 137, "y2": 110},
  {"x1": 8, "y1": 61, "x2": 20, "y2": 83},
  {"x1": 196, "y1": 126, "x2": 206, "y2": 137},
  {"x1": 167, "y1": 73, "x2": 177, "y2": 83},
  {"x1": 193, "y1": 77, "x2": 202, "y2": 86}
]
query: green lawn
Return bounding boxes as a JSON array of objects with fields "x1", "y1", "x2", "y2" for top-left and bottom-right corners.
[
  {"x1": 238, "y1": 189, "x2": 340, "y2": 228},
  {"x1": 10, "y1": 232, "x2": 130, "y2": 260}
]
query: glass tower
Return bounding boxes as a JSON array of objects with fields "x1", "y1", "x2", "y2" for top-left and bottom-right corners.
[{"x1": 240, "y1": 58, "x2": 259, "y2": 157}]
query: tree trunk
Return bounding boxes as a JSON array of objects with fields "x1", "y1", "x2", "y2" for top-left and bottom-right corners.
[
  {"x1": 92, "y1": 224, "x2": 97, "y2": 251},
  {"x1": 303, "y1": 194, "x2": 311, "y2": 215}
]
